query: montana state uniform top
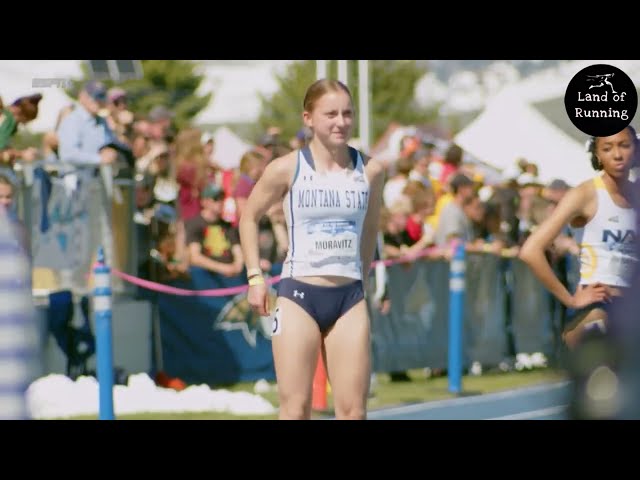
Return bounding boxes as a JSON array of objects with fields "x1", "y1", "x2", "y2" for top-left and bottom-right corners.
[{"x1": 281, "y1": 146, "x2": 370, "y2": 280}]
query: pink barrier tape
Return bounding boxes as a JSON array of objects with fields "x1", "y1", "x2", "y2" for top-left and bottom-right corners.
[
  {"x1": 371, "y1": 246, "x2": 441, "y2": 267},
  {"x1": 111, "y1": 269, "x2": 281, "y2": 297},
  {"x1": 108, "y1": 243, "x2": 513, "y2": 297},
  {"x1": 109, "y1": 249, "x2": 435, "y2": 297}
]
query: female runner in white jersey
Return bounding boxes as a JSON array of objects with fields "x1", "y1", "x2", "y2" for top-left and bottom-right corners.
[
  {"x1": 239, "y1": 79, "x2": 384, "y2": 419},
  {"x1": 520, "y1": 126, "x2": 638, "y2": 350}
]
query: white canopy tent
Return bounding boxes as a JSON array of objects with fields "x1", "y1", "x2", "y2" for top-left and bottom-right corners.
[
  {"x1": 211, "y1": 126, "x2": 253, "y2": 170},
  {"x1": 454, "y1": 89, "x2": 595, "y2": 186}
]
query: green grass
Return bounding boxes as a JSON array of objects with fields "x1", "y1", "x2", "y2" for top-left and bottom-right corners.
[{"x1": 58, "y1": 367, "x2": 568, "y2": 420}]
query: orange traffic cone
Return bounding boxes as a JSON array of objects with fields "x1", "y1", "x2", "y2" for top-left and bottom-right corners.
[{"x1": 312, "y1": 351, "x2": 328, "y2": 411}]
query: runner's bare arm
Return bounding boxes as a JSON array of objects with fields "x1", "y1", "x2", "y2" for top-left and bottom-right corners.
[
  {"x1": 361, "y1": 157, "x2": 385, "y2": 285},
  {"x1": 519, "y1": 182, "x2": 590, "y2": 307},
  {"x1": 238, "y1": 153, "x2": 296, "y2": 273}
]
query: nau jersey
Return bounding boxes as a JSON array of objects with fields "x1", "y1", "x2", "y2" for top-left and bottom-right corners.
[
  {"x1": 572, "y1": 176, "x2": 637, "y2": 287},
  {"x1": 281, "y1": 146, "x2": 370, "y2": 280}
]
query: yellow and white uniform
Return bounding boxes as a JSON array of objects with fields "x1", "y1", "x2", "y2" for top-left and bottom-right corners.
[{"x1": 571, "y1": 176, "x2": 637, "y2": 287}]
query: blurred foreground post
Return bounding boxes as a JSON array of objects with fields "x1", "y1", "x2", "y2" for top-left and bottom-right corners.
[
  {"x1": 0, "y1": 211, "x2": 38, "y2": 419},
  {"x1": 94, "y1": 246, "x2": 115, "y2": 420},
  {"x1": 448, "y1": 243, "x2": 465, "y2": 394}
]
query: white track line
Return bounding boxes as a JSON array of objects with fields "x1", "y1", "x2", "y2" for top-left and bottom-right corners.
[
  {"x1": 366, "y1": 381, "x2": 570, "y2": 418},
  {"x1": 488, "y1": 405, "x2": 568, "y2": 420}
]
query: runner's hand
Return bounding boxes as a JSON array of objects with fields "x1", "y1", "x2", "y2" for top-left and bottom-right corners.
[
  {"x1": 248, "y1": 283, "x2": 269, "y2": 316},
  {"x1": 570, "y1": 283, "x2": 610, "y2": 309}
]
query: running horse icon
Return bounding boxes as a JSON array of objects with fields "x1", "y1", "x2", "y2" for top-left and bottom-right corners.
[{"x1": 587, "y1": 73, "x2": 617, "y2": 94}]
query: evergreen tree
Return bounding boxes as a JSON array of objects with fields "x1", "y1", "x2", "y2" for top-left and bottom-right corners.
[
  {"x1": 254, "y1": 60, "x2": 437, "y2": 145},
  {"x1": 67, "y1": 60, "x2": 212, "y2": 130}
]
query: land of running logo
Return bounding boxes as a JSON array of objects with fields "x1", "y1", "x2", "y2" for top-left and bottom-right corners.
[
  {"x1": 587, "y1": 73, "x2": 617, "y2": 93},
  {"x1": 565, "y1": 64, "x2": 637, "y2": 137}
]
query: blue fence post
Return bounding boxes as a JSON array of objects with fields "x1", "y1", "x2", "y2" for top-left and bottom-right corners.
[
  {"x1": 448, "y1": 242, "x2": 466, "y2": 394},
  {"x1": 93, "y1": 246, "x2": 115, "y2": 420}
]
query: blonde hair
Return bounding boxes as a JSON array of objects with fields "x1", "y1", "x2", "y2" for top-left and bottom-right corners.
[
  {"x1": 380, "y1": 197, "x2": 411, "y2": 232},
  {"x1": 402, "y1": 181, "x2": 434, "y2": 213},
  {"x1": 175, "y1": 128, "x2": 207, "y2": 187},
  {"x1": 239, "y1": 151, "x2": 265, "y2": 175},
  {"x1": 389, "y1": 195, "x2": 412, "y2": 215}
]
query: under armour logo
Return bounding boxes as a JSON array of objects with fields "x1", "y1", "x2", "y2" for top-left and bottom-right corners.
[{"x1": 293, "y1": 290, "x2": 305, "y2": 299}]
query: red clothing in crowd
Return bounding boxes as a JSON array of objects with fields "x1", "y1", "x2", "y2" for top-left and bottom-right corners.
[
  {"x1": 233, "y1": 174, "x2": 256, "y2": 200},
  {"x1": 177, "y1": 163, "x2": 204, "y2": 221},
  {"x1": 440, "y1": 163, "x2": 458, "y2": 186},
  {"x1": 406, "y1": 215, "x2": 423, "y2": 243}
]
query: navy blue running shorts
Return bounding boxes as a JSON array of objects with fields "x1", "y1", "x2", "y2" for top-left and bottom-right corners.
[{"x1": 277, "y1": 277, "x2": 364, "y2": 333}]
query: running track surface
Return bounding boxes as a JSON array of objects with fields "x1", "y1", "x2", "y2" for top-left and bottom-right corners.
[{"x1": 362, "y1": 381, "x2": 571, "y2": 420}]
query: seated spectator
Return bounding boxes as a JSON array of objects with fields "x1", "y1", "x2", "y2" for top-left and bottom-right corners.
[
  {"x1": 151, "y1": 231, "x2": 189, "y2": 283},
  {"x1": 185, "y1": 183, "x2": 244, "y2": 278}
]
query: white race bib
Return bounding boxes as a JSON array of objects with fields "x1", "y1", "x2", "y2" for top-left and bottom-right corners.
[{"x1": 306, "y1": 221, "x2": 358, "y2": 259}]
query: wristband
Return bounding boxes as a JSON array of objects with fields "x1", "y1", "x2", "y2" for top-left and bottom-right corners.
[
  {"x1": 247, "y1": 267, "x2": 262, "y2": 278},
  {"x1": 248, "y1": 276, "x2": 265, "y2": 286}
]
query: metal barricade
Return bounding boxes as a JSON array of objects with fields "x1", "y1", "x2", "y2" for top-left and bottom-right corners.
[
  {"x1": 368, "y1": 252, "x2": 567, "y2": 374},
  {"x1": 14, "y1": 160, "x2": 138, "y2": 296}
]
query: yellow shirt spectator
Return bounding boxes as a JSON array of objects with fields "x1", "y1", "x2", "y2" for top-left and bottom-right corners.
[{"x1": 425, "y1": 191, "x2": 452, "y2": 231}]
